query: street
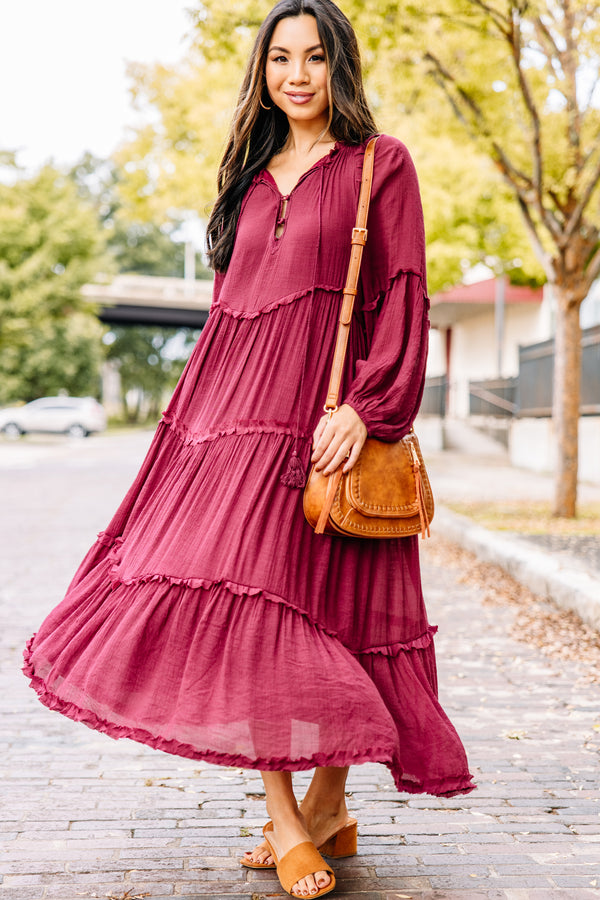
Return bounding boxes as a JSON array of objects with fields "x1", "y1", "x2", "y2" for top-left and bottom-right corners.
[{"x1": 1, "y1": 431, "x2": 599, "y2": 899}]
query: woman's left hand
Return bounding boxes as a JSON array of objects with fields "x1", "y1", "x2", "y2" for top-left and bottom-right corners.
[{"x1": 311, "y1": 404, "x2": 367, "y2": 476}]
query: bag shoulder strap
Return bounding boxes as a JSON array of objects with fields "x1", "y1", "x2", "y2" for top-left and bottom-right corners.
[{"x1": 324, "y1": 134, "x2": 379, "y2": 413}]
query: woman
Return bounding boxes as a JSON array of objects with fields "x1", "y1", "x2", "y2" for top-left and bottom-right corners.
[{"x1": 24, "y1": 1, "x2": 474, "y2": 897}]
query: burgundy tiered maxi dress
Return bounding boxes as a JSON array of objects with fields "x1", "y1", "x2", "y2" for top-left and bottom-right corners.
[{"x1": 24, "y1": 135, "x2": 474, "y2": 797}]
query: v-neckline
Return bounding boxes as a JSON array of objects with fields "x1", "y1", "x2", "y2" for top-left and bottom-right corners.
[{"x1": 263, "y1": 142, "x2": 340, "y2": 197}]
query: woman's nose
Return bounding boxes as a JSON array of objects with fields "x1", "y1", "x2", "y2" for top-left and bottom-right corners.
[{"x1": 288, "y1": 61, "x2": 309, "y2": 84}]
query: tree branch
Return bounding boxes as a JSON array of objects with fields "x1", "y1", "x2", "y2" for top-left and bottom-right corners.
[
  {"x1": 427, "y1": 24, "x2": 569, "y2": 247},
  {"x1": 583, "y1": 131, "x2": 600, "y2": 169},
  {"x1": 533, "y1": 15, "x2": 561, "y2": 63},
  {"x1": 539, "y1": 199, "x2": 569, "y2": 245},
  {"x1": 425, "y1": 50, "x2": 535, "y2": 192},
  {"x1": 489, "y1": 140, "x2": 533, "y2": 194},
  {"x1": 583, "y1": 71, "x2": 600, "y2": 114},
  {"x1": 432, "y1": 10, "x2": 507, "y2": 38},
  {"x1": 423, "y1": 51, "x2": 486, "y2": 128},
  {"x1": 428, "y1": 70, "x2": 478, "y2": 135},
  {"x1": 562, "y1": 147, "x2": 600, "y2": 246},
  {"x1": 465, "y1": 0, "x2": 510, "y2": 35},
  {"x1": 547, "y1": 189, "x2": 567, "y2": 226},
  {"x1": 493, "y1": 146, "x2": 563, "y2": 255},
  {"x1": 561, "y1": 0, "x2": 583, "y2": 168},
  {"x1": 585, "y1": 242, "x2": 600, "y2": 286},
  {"x1": 515, "y1": 195, "x2": 556, "y2": 282},
  {"x1": 508, "y1": 6, "x2": 545, "y2": 218},
  {"x1": 532, "y1": 16, "x2": 566, "y2": 89}
]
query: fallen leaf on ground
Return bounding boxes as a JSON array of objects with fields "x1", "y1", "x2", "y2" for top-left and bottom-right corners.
[
  {"x1": 105, "y1": 891, "x2": 151, "y2": 900},
  {"x1": 423, "y1": 537, "x2": 600, "y2": 685}
]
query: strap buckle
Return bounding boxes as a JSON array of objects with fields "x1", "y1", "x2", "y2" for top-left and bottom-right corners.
[{"x1": 351, "y1": 227, "x2": 368, "y2": 245}]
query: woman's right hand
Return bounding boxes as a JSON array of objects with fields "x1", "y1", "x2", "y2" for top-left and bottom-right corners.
[{"x1": 311, "y1": 404, "x2": 367, "y2": 477}]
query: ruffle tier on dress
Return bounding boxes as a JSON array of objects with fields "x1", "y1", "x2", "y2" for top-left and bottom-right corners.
[{"x1": 24, "y1": 136, "x2": 475, "y2": 797}]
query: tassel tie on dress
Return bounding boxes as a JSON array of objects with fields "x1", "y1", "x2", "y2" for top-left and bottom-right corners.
[
  {"x1": 280, "y1": 451, "x2": 307, "y2": 488},
  {"x1": 280, "y1": 167, "x2": 324, "y2": 490}
]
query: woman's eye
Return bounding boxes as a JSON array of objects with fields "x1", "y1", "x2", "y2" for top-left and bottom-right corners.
[
  {"x1": 309, "y1": 54, "x2": 326, "y2": 62},
  {"x1": 271, "y1": 55, "x2": 288, "y2": 63}
]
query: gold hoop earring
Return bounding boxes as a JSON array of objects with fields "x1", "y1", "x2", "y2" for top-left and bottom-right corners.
[{"x1": 260, "y1": 97, "x2": 272, "y2": 110}]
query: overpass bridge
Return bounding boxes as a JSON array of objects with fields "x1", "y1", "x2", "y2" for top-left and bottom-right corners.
[{"x1": 82, "y1": 274, "x2": 214, "y2": 328}]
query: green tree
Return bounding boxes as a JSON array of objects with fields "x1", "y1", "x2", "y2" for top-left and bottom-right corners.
[
  {"x1": 190, "y1": 0, "x2": 600, "y2": 516},
  {"x1": 414, "y1": 133, "x2": 544, "y2": 291},
  {"x1": 389, "y1": 0, "x2": 600, "y2": 517},
  {"x1": 0, "y1": 163, "x2": 107, "y2": 404},
  {"x1": 68, "y1": 153, "x2": 195, "y2": 278},
  {"x1": 106, "y1": 326, "x2": 199, "y2": 422},
  {"x1": 113, "y1": 54, "x2": 242, "y2": 224},
  {"x1": 67, "y1": 153, "x2": 211, "y2": 423},
  {"x1": 116, "y1": 2, "x2": 543, "y2": 291},
  {"x1": 116, "y1": 0, "x2": 597, "y2": 515}
]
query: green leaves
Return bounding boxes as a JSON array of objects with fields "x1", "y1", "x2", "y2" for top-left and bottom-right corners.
[
  {"x1": 105, "y1": 326, "x2": 199, "y2": 422},
  {"x1": 0, "y1": 165, "x2": 107, "y2": 404},
  {"x1": 109, "y1": 0, "x2": 600, "y2": 296}
]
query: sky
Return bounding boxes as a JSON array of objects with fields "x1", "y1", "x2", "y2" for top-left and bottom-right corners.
[{"x1": 0, "y1": 0, "x2": 193, "y2": 171}]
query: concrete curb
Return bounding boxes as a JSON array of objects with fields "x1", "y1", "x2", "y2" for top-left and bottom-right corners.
[{"x1": 435, "y1": 505, "x2": 600, "y2": 631}]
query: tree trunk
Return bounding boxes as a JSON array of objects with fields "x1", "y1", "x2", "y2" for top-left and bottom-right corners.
[{"x1": 552, "y1": 286, "x2": 582, "y2": 518}]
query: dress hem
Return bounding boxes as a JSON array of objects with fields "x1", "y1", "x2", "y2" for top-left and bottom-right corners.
[{"x1": 22, "y1": 640, "x2": 475, "y2": 798}]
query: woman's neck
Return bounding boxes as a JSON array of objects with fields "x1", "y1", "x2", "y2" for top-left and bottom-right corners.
[{"x1": 282, "y1": 119, "x2": 334, "y2": 158}]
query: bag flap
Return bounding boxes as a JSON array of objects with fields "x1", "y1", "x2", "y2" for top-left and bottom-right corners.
[{"x1": 346, "y1": 437, "x2": 420, "y2": 518}]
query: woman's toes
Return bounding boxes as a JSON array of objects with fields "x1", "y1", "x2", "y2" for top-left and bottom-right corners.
[
  {"x1": 292, "y1": 876, "x2": 308, "y2": 896},
  {"x1": 244, "y1": 847, "x2": 273, "y2": 865},
  {"x1": 294, "y1": 880, "x2": 305, "y2": 895},
  {"x1": 316, "y1": 869, "x2": 331, "y2": 887},
  {"x1": 292, "y1": 873, "x2": 326, "y2": 896}
]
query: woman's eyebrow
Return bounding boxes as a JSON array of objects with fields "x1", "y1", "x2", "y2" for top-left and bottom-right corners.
[{"x1": 268, "y1": 43, "x2": 324, "y2": 53}]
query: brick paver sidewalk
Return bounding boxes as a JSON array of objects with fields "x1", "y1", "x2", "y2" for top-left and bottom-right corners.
[{"x1": 1, "y1": 433, "x2": 599, "y2": 899}]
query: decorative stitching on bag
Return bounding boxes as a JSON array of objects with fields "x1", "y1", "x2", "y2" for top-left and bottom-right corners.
[
  {"x1": 328, "y1": 435, "x2": 434, "y2": 535},
  {"x1": 351, "y1": 440, "x2": 418, "y2": 515}
]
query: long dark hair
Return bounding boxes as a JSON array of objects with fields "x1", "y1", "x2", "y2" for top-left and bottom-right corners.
[{"x1": 206, "y1": 0, "x2": 377, "y2": 272}]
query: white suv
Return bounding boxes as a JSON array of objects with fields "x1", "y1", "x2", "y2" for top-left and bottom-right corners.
[{"x1": 0, "y1": 397, "x2": 107, "y2": 438}]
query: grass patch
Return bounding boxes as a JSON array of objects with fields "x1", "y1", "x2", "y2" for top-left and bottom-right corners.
[
  {"x1": 105, "y1": 418, "x2": 158, "y2": 435},
  {"x1": 447, "y1": 500, "x2": 600, "y2": 535}
]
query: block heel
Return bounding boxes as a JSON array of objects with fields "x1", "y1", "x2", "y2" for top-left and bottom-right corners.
[
  {"x1": 318, "y1": 817, "x2": 357, "y2": 858},
  {"x1": 240, "y1": 816, "x2": 358, "y2": 869}
]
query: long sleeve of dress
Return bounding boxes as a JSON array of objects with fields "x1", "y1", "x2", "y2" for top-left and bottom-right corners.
[
  {"x1": 345, "y1": 273, "x2": 429, "y2": 440},
  {"x1": 343, "y1": 135, "x2": 430, "y2": 441}
]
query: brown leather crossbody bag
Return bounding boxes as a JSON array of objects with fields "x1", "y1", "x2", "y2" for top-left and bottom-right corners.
[{"x1": 303, "y1": 136, "x2": 434, "y2": 539}]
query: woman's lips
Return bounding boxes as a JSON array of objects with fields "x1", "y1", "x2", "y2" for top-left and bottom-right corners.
[{"x1": 284, "y1": 92, "x2": 315, "y2": 104}]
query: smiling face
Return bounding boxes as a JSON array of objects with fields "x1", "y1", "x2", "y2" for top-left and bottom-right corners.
[{"x1": 265, "y1": 14, "x2": 330, "y2": 129}]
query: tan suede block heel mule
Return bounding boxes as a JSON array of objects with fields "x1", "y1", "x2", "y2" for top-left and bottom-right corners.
[
  {"x1": 240, "y1": 816, "x2": 357, "y2": 869},
  {"x1": 262, "y1": 822, "x2": 336, "y2": 899}
]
